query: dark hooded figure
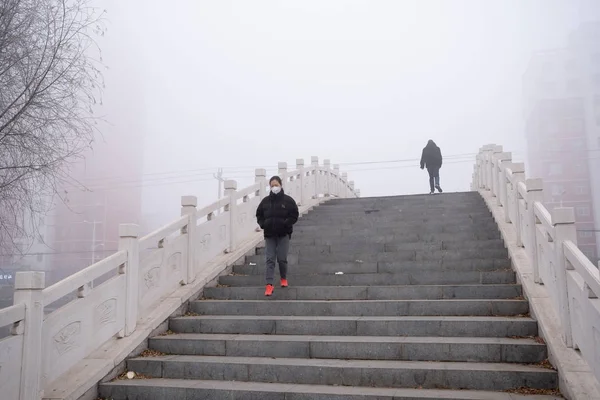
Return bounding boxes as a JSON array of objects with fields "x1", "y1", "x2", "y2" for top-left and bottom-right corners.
[{"x1": 420, "y1": 140, "x2": 443, "y2": 194}]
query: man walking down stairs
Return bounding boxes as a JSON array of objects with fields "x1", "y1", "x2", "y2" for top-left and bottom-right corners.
[{"x1": 99, "y1": 192, "x2": 562, "y2": 399}]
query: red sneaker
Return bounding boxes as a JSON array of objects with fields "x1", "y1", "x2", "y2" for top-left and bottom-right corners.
[
  {"x1": 265, "y1": 284, "x2": 274, "y2": 296},
  {"x1": 280, "y1": 278, "x2": 289, "y2": 288}
]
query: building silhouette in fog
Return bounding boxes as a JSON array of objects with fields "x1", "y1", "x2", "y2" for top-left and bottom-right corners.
[
  {"x1": 0, "y1": 2, "x2": 148, "y2": 307},
  {"x1": 47, "y1": 130, "x2": 145, "y2": 285},
  {"x1": 523, "y1": 22, "x2": 600, "y2": 263},
  {"x1": 45, "y1": 45, "x2": 146, "y2": 285}
]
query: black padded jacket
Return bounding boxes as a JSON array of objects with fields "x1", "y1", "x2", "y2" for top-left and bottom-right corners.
[{"x1": 256, "y1": 189, "x2": 299, "y2": 238}]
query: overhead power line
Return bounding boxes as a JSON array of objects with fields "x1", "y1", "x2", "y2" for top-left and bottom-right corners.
[
  {"x1": 60, "y1": 152, "x2": 485, "y2": 191},
  {"x1": 78, "y1": 175, "x2": 257, "y2": 191},
  {"x1": 73, "y1": 152, "x2": 482, "y2": 183},
  {"x1": 58, "y1": 151, "x2": 541, "y2": 192},
  {"x1": 69, "y1": 162, "x2": 479, "y2": 191},
  {"x1": 337, "y1": 153, "x2": 478, "y2": 167},
  {"x1": 345, "y1": 159, "x2": 477, "y2": 173},
  {"x1": 75, "y1": 165, "x2": 269, "y2": 183}
]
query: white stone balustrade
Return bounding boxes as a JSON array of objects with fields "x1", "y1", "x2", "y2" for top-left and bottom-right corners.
[
  {"x1": 0, "y1": 158, "x2": 359, "y2": 400},
  {"x1": 473, "y1": 144, "x2": 600, "y2": 385}
]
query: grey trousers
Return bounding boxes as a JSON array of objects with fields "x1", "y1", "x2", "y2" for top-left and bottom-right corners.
[
  {"x1": 265, "y1": 235, "x2": 290, "y2": 285},
  {"x1": 427, "y1": 167, "x2": 441, "y2": 192}
]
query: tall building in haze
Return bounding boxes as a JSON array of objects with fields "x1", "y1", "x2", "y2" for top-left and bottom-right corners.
[
  {"x1": 45, "y1": 5, "x2": 147, "y2": 285},
  {"x1": 523, "y1": 22, "x2": 600, "y2": 263}
]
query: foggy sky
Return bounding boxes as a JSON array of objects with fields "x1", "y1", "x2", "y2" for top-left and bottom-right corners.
[{"x1": 96, "y1": 0, "x2": 600, "y2": 226}]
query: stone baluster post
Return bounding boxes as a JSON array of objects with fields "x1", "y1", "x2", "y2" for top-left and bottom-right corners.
[
  {"x1": 482, "y1": 144, "x2": 495, "y2": 190},
  {"x1": 255, "y1": 168, "x2": 267, "y2": 198},
  {"x1": 526, "y1": 179, "x2": 544, "y2": 283},
  {"x1": 296, "y1": 159, "x2": 305, "y2": 206},
  {"x1": 181, "y1": 196, "x2": 198, "y2": 284},
  {"x1": 278, "y1": 162, "x2": 288, "y2": 187},
  {"x1": 14, "y1": 271, "x2": 45, "y2": 400},
  {"x1": 474, "y1": 151, "x2": 481, "y2": 190},
  {"x1": 118, "y1": 224, "x2": 140, "y2": 337},
  {"x1": 342, "y1": 173, "x2": 348, "y2": 198},
  {"x1": 511, "y1": 163, "x2": 526, "y2": 246},
  {"x1": 552, "y1": 207, "x2": 577, "y2": 348},
  {"x1": 490, "y1": 145, "x2": 503, "y2": 197},
  {"x1": 311, "y1": 156, "x2": 319, "y2": 200},
  {"x1": 495, "y1": 152, "x2": 512, "y2": 210},
  {"x1": 224, "y1": 180, "x2": 238, "y2": 252},
  {"x1": 324, "y1": 159, "x2": 331, "y2": 197},
  {"x1": 478, "y1": 148, "x2": 487, "y2": 190},
  {"x1": 333, "y1": 164, "x2": 340, "y2": 197},
  {"x1": 255, "y1": 169, "x2": 266, "y2": 231}
]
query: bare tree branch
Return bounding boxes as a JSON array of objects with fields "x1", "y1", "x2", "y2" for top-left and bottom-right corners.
[{"x1": 0, "y1": 0, "x2": 105, "y2": 255}]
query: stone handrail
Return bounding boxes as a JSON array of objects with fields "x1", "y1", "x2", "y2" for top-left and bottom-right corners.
[
  {"x1": 1, "y1": 158, "x2": 359, "y2": 400},
  {"x1": 472, "y1": 144, "x2": 600, "y2": 385}
]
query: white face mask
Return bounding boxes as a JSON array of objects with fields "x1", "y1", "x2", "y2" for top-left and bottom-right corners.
[{"x1": 271, "y1": 186, "x2": 281, "y2": 194}]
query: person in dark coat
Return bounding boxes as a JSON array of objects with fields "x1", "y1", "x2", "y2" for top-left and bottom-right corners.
[
  {"x1": 420, "y1": 140, "x2": 443, "y2": 194},
  {"x1": 256, "y1": 176, "x2": 299, "y2": 296}
]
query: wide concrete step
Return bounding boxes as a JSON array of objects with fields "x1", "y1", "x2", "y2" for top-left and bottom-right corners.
[
  {"x1": 242, "y1": 261, "x2": 510, "y2": 274},
  {"x1": 299, "y1": 211, "x2": 493, "y2": 220},
  {"x1": 146, "y1": 334, "x2": 547, "y2": 363},
  {"x1": 299, "y1": 210, "x2": 492, "y2": 219},
  {"x1": 116, "y1": 355, "x2": 557, "y2": 391},
  {"x1": 316, "y1": 197, "x2": 486, "y2": 206},
  {"x1": 309, "y1": 208, "x2": 491, "y2": 217},
  {"x1": 169, "y1": 315, "x2": 538, "y2": 337},
  {"x1": 292, "y1": 231, "x2": 502, "y2": 245},
  {"x1": 255, "y1": 264, "x2": 513, "y2": 274},
  {"x1": 98, "y1": 379, "x2": 562, "y2": 400},
  {"x1": 298, "y1": 213, "x2": 494, "y2": 222},
  {"x1": 219, "y1": 271, "x2": 516, "y2": 286},
  {"x1": 235, "y1": 260, "x2": 510, "y2": 275},
  {"x1": 319, "y1": 199, "x2": 486, "y2": 205},
  {"x1": 318, "y1": 197, "x2": 486, "y2": 208},
  {"x1": 296, "y1": 214, "x2": 494, "y2": 225},
  {"x1": 317, "y1": 199, "x2": 486, "y2": 208},
  {"x1": 255, "y1": 239, "x2": 507, "y2": 255},
  {"x1": 310, "y1": 209, "x2": 492, "y2": 217},
  {"x1": 319, "y1": 199, "x2": 486, "y2": 206},
  {"x1": 245, "y1": 249, "x2": 509, "y2": 265},
  {"x1": 293, "y1": 225, "x2": 498, "y2": 235},
  {"x1": 204, "y1": 284, "x2": 523, "y2": 300},
  {"x1": 190, "y1": 299, "x2": 529, "y2": 317},
  {"x1": 303, "y1": 204, "x2": 490, "y2": 213},
  {"x1": 293, "y1": 224, "x2": 499, "y2": 236}
]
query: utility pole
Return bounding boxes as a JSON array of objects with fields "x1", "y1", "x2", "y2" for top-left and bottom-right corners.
[
  {"x1": 91, "y1": 221, "x2": 96, "y2": 264},
  {"x1": 81, "y1": 219, "x2": 102, "y2": 288},
  {"x1": 213, "y1": 168, "x2": 227, "y2": 215},
  {"x1": 560, "y1": 190, "x2": 567, "y2": 208}
]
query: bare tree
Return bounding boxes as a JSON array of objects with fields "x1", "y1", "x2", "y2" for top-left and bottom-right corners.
[{"x1": 0, "y1": 0, "x2": 105, "y2": 255}]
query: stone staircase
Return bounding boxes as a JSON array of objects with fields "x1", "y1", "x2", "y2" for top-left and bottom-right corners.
[{"x1": 99, "y1": 192, "x2": 562, "y2": 399}]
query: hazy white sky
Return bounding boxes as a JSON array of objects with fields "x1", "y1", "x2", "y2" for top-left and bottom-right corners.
[{"x1": 96, "y1": 0, "x2": 599, "y2": 224}]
